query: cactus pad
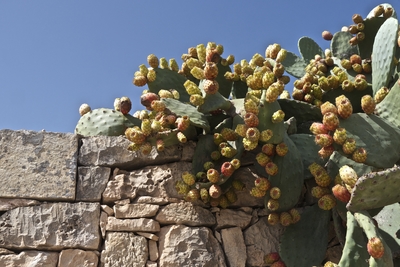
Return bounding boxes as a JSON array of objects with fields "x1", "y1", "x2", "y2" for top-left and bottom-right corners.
[
  {"x1": 281, "y1": 51, "x2": 307, "y2": 78},
  {"x1": 148, "y1": 68, "x2": 191, "y2": 102},
  {"x1": 298, "y1": 36, "x2": 323, "y2": 63},
  {"x1": 375, "y1": 78, "x2": 400, "y2": 128},
  {"x1": 75, "y1": 108, "x2": 141, "y2": 136},
  {"x1": 374, "y1": 203, "x2": 400, "y2": 256},
  {"x1": 347, "y1": 166, "x2": 400, "y2": 212},
  {"x1": 278, "y1": 99, "x2": 322, "y2": 126},
  {"x1": 279, "y1": 204, "x2": 331, "y2": 267},
  {"x1": 331, "y1": 31, "x2": 360, "y2": 59}
]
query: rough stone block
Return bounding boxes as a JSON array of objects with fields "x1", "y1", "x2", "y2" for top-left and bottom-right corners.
[
  {"x1": 0, "y1": 251, "x2": 58, "y2": 267},
  {"x1": 106, "y1": 217, "x2": 160, "y2": 232},
  {"x1": 78, "y1": 135, "x2": 183, "y2": 169},
  {"x1": 221, "y1": 227, "x2": 247, "y2": 267},
  {"x1": 58, "y1": 249, "x2": 98, "y2": 267},
  {"x1": 76, "y1": 166, "x2": 111, "y2": 201},
  {"x1": 0, "y1": 202, "x2": 101, "y2": 250},
  {"x1": 100, "y1": 232, "x2": 148, "y2": 267},
  {"x1": 0, "y1": 130, "x2": 77, "y2": 201},
  {"x1": 114, "y1": 203, "x2": 159, "y2": 219},
  {"x1": 158, "y1": 225, "x2": 226, "y2": 267},
  {"x1": 0, "y1": 198, "x2": 41, "y2": 212}
]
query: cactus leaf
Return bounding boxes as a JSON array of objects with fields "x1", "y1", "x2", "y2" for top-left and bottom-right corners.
[
  {"x1": 75, "y1": 108, "x2": 141, "y2": 136},
  {"x1": 338, "y1": 211, "x2": 370, "y2": 267},
  {"x1": 215, "y1": 61, "x2": 233, "y2": 98},
  {"x1": 338, "y1": 113, "x2": 400, "y2": 169},
  {"x1": 192, "y1": 134, "x2": 218, "y2": 174},
  {"x1": 331, "y1": 31, "x2": 360, "y2": 58},
  {"x1": 374, "y1": 203, "x2": 400, "y2": 256},
  {"x1": 375, "y1": 77, "x2": 400, "y2": 128},
  {"x1": 258, "y1": 90, "x2": 285, "y2": 144},
  {"x1": 278, "y1": 98, "x2": 322, "y2": 126},
  {"x1": 347, "y1": 166, "x2": 400, "y2": 212},
  {"x1": 279, "y1": 204, "x2": 331, "y2": 267},
  {"x1": 321, "y1": 85, "x2": 373, "y2": 113},
  {"x1": 147, "y1": 68, "x2": 191, "y2": 103},
  {"x1": 161, "y1": 98, "x2": 210, "y2": 132},
  {"x1": 231, "y1": 80, "x2": 248, "y2": 99},
  {"x1": 281, "y1": 51, "x2": 307, "y2": 78},
  {"x1": 263, "y1": 133, "x2": 304, "y2": 212},
  {"x1": 298, "y1": 36, "x2": 323, "y2": 62},
  {"x1": 289, "y1": 134, "x2": 327, "y2": 179},
  {"x1": 371, "y1": 17, "x2": 398, "y2": 96}
]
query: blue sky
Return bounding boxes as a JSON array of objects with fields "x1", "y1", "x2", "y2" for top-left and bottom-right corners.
[{"x1": 1, "y1": 1, "x2": 398, "y2": 133}]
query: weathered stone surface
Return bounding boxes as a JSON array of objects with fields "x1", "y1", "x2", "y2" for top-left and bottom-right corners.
[
  {"x1": 58, "y1": 249, "x2": 98, "y2": 267},
  {"x1": 102, "y1": 161, "x2": 192, "y2": 203},
  {"x1": 101, "y1": 205, "x2": 114, "y2": 216},
  {"x1": 181, "y1": 140, "x2": 196, "y2": 161},
  {"x1": 243, "y1": 216, "x2": 284, "y2": 267},
  {"x1": 158, "y1": 225, "x2": 226, "y2": 267},
  {"x1": 102, "y1": 173, "x2": 137, "y2": 203},
  {"x1": 106, "y1": 217, "x2": 160, "y2": 232},
  {"x1": 0, "y1": 248, "x2": 14, "y2": 255},
  {"x1": 0, "y1": 202, "x2": 100, "y2": 250},
  {"x1": 230, "y1": 166, "x2": 266, "y2": 207},
  {"x1": 0, "y1": 250, "x2": 58, "y2": 267},
  {"x1": 114, "y1": 203, "x2": 159, "y2": 219},
  {"x1": 76, "y1": 166, "x2": 111, "y2": 201},
  {"x1": 137, "y1": 232, "x2": 159, "y2": 241},
  {"x1": 100, "y1": 232, "x2": 148, "y2": 267},
  {"x1": 221, "y1": 227, "x2": 247, "y2": 267},
  {"x1": 100, "y1": 212, "x2": 108, "y2": 239},
  {"x1": 0, "y1": 198, "x2": 41, "y2": 212},
  {"x1": 146, "y1": 261, "x2": 157, "y2": 267},
  {"x1": 148, "y1": 240, "x2": 158, "y2": 261},
  {"x1": 135, "y1": 196, "x2": 168, "y2": 205},
  {"x1": 0, "y1": 130, "x2": 77, "y2": 201},
  {"x1": 216, "y1": 209, "x2": 252, "y2": 230},
  {"x1": 78, "y1": 135, "x2": 184, "y2": 169},
  {"x1": 155, "y1": 202, "x2": 216, "y2": 227}
]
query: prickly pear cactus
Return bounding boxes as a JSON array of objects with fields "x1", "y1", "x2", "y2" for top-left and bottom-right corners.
[{"x1": 75, "y1": 3, "x2": 400, "y2": 266}]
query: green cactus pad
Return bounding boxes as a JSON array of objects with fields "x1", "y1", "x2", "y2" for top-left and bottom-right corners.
[
  {"x1": 162, "y1": 98, "x2": 210, "y2": 132},
  {"x1": 326, "y1": 151, "x2": 375, "y2": 179},
  {"x1": 374, "y1": 203, "x2": 400, "y2": 256},
  {"x1": 289, "y1": 134, "x2": 327, "y2": 180},
  {"x1": 197, "y1": 89, "x2": 233, "y2": 114},
  {"x1": 263, "y1": 133, "x2": 304, "y2": 212},
  {"x1": 338, "y1": 113, "x2": 400, "y2": 169},
  {"x1": 371, "y1": 17, "x2": 398, "y2": 96},
  {"x1": 279, "y1": 204, "x2": 331, "y2": 267},
  {"x1": 331, "y1": 31, "x2": 360, "y2": 59},
  {"x1": 192, "y1": 134, "x2": 218, "y2": 174},
  {"x1": 332, "y1": 205, "x2": 347, "y2": 246},
  {"x1": 278, "y1": 99, "x2": 322, "y2": 126},
  {"x1": 375, "y1": 76, "x2": 400, "y2": 128},
  {"x1": 75, "y1": 108, "x2": 141, "y2": 136},
  {"x1": 147, "y1": 68, "x2": 190, "y2": 103},
  {"x1": 258, "y1": 90, "x2": 285, "y2": 144},
  {"x1": 281, "y1": 51, "x2": 307, "y2": 78},
  {"x1": 354, "y1": 210, "x2": 393, "y2": 267},
  {"x1": 338, "y1": 211, "x2": 370, "y2": 267},
  {"x1": 215, "y1": 61, "x2": 233, "y2": 98},
  {"x1": 347, "y1": 166, "x2": 400, "y2": 212},
  {"x1": 298, "y1": 36, "x2": 323, "y2": 63},
  {"x1": 358, "y1": 16, "x2": 386, "y2": 59},
  {"x1": 231, "y1": 80, "x2": 248, "y2": 99}
]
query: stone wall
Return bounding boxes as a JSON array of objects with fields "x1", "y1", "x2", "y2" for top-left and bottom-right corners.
[{"x1": 0, "y1": 129, "x2": 338, "y2": 267}]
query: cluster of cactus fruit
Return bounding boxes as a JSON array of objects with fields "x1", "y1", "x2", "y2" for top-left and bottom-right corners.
[{"x1": 75, "y1": 3, "x2": 400, "y2": 267}]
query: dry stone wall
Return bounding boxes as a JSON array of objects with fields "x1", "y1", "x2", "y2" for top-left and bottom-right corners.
[{"x1": 0, "y1": 129, "x2": 339, "y2": 267}]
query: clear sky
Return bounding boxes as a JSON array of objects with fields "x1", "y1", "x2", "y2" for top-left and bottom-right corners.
[{"x1": 1, "y1": 1, "x2": 398, "y2": 133}]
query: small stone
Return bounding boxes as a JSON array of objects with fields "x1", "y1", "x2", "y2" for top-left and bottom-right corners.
[
  {"x1": 149, "y1": 240, "x2": 159, "y2": 262},
  {"x1": 136, "y1": 232, "x2": 159, "y2": 241},
  {"x1": 58, "y1": 249, "x2": 98, "y2": 267}
]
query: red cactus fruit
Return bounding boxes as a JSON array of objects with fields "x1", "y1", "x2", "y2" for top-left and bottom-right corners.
[
  {"x1": 322, "y1": 112, "x2": 339, "y2": 131},
  {"x1": 332, "y1": 184, "x2": 351, "y2": 203},
  {"x1": 244, "y1": 112, "x2": 259, "y2": 127},
  {"x1": 367, "y1": 237, "x2": 385, "y2": 259},
  {"x1": 221, "y1": 162, "x2": 235, "y2": 177},
  {"x1": 265, "y1": 162, "x2": 278, "y2": 176},
  {"x1": 140, "y1": 92, "x2": 160, "y2": 108}
]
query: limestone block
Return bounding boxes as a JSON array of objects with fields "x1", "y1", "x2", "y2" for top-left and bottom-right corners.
[
  {"x1": 101, "y1": 205, "x2": 114, "y2": 216},
  {"x1": 0, "y1": 202, "x2": 100, "y2": 250},
  {"x1": 221, "y1": 227, "x2": 247, "y2": 267},
  {"x1": 106, "y1": 217, "x2": 160, "y2": 232},
  {"x1": 136, "y1": 232, "x2": 159, "y2": 241},
  {"x1": 0, "y1": 130, "x2": 77, "y2": 201},
  {"x1": 114, "y1": 203, "x2": 159, "y2": 219},
  {"x1": 78, "y1": 135, "x2": 183, "y2": 169},
  {"x1": 100, "y1": 212, "x2": 108, "y2": 239},
  {"x1": 148, "y1": 240, "x2": 158, "y2": 261},
  {"x1": 243, "y1": 216, "x2": 284, "y2": 266},
  {"x1": 0, "y1": 198, "x2": 41, "y2": 212},
  {"x1": 0, "y1": 251, "x2": 58, "y2": 267},
  {"x1": 158, "y1": 225, "x2": 226, "y2": 267},
  {"x1": 155, "y1": 202, "x2": 216, "y2": 227},
  {"x1": 135, "y1": 196, "x2": 168, "y2": 205},
  {"x1": 102, "y1": 161, "x2": 192, "y2": 203},
  {"x1": 58, "y1": 249, "x2": 98, "y2": 267},
  {"x1": 100, "y1": 232, "x2": 148, "y2": 267},
  {"x1": 215, "y1": 209, "x2": 253, "y2": 230},
  {"x1": 76, "y1": 166, "x2": 111, "y2": 201}
]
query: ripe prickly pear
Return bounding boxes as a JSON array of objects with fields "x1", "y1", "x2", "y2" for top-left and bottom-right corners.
[
  {"x1": 79, "y1": 103, "x2": 91, "y2": 116},
  {"x1": 318, "y1": 194, "x2": 336, "y2": 210},
  {"x1": 141, "y1": 92, "x2": 160, "y2": 109},
  {"x1": 264, "y1": 252, "x2": 280, "y2": 265},
  {"x1": 314, "y1": 134, "x2": 334, "y2": 148},
  {"x1": 332, "y1": 184, "x2": 351, "y2": 203},
  {"x1": 267, "y1": 199, "x2": 280, "y2": 211},
  {"x1": 280, "y1": 212, "x2": 292, "y2": 227},
  {"x1": 333, "y1": 128, "x2": 347, "y2": 145},
  {"x1": 275, "y1": 142, "x2": 288, "y2": 157},
  {"x1": 268, "y1": 213, "x2": 280, "y2": 225},
  {"x1": 342, "y1": 138, "x2": 356, "y2": 154},
  {"x1": 310, "y1": 122, "x2": 329, "y2": 135},
  {"x1": 367, "y1": 237, "x2": 385, "y2": 259},
  {"x1": 203, "y1": 79, "x2": 219, "y2": 94},
  {"x1": 322, "y1": 112, "x2": 339, "y2": 131},
  {"x1": 339, "y1": 165, "x2": 358, "y2": 188},
  {"x1": 361, "y1": 95, "x2": 376, "y2": 114},
  {"x1": 352, "y1": 147, "x2": 367, "y2": 163},
  {"x1": 209, "y1": 184, "x2": 222, "y2": 198},
  {"x1": 221, "y1": 162, "x2": 235, "y2": 177},
  {"x1": 265, "y1": 162, "x2": 278, "y2": 176}
]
